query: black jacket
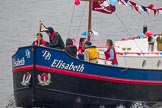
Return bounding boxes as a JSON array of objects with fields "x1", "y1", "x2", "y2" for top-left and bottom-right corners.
[
  {"x1": 46, "y1": 32, "x2": 65, "y2": 50},
  {"x1": 64, "y1": 46, "x2": 77, "y2": 57},
  {"x1": 64, "y1": 38, "x2": 77, "y2": 57}
]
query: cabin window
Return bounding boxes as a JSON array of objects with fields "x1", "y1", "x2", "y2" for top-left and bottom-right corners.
[
  {"x1": 122, "y1": 48, "x2": 126, "y2": 51},
  {"x1": 157, "y1": 60, "x2": 161, "y2": 69},
  {"x1": 127, "y1": 48, "x2": 131, "y2": 51},
  {"x1": 142, "y1": 60, "x2": 146, "y2": 68}
]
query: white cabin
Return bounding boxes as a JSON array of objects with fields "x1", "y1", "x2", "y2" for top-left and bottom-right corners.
[{"x1": 97, "y1": 38, "x2": 162, "y2": 70}]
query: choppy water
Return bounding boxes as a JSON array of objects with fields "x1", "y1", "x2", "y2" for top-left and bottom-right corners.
[{"x1": 1, "y1": 0, "x2": 162, "y2": 107}]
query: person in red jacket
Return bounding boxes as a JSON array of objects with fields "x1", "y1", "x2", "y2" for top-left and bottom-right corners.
[
  {"x1": 33, "y1": 33, "x2": 46, "y2": 46},
  {"x1": 77, "y1": 37, "x2": 86, "y2": 60},
  {"x1": 104, "y1": 39, "x2": 118, "y2": 66}
]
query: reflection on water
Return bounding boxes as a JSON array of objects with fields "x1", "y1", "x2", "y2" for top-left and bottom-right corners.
[{"x1": 1, "y1": 0, "x2": 162, "y2": 107}]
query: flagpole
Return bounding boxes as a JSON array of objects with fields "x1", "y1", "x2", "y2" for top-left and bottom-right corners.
[
  {"x1": 81, "y1": 0, "x2": 104, "y2": 41},
  {"x1": 39, "y1": 20, "x2": 42, "y2": 34},
  {"x1": 87, "y1": 0, "x2": 92, "y2": 41},
  {"x1": 38, "y1": 20, "x2": 42, "y2": 46}
]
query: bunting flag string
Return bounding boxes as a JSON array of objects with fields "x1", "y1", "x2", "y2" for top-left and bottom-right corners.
[
  {"x1": 118, "y1": 0, "x2": 162, "y2": 16},
  {"x1": 75, "y1": 0, "x2": 162, "y2": 16}
]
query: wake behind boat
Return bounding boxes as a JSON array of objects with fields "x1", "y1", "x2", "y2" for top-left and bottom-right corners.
[{"x1": 12, "y1": 0, "x2": 162, "y2": 107}]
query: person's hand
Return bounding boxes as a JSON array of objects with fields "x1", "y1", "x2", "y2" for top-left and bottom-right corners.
[
  {"x1": 40, "y1": 45, "x2": 45, "y2": 47},
  {"x1": 78, "y1": 50, "x2": 82, "y2": 54}
]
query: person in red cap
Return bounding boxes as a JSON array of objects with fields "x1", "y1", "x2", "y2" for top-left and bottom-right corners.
[{"x1": 145, "y1": 31, "x2": 153, "y2": 38}]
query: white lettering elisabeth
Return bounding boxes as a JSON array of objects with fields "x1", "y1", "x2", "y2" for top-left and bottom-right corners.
[
  {"x1": 51, "y1": 59, "x2": 84, "y2": 72},
  {"x1": 12, "y1": 57, "x2": 25, "y2": 67}
]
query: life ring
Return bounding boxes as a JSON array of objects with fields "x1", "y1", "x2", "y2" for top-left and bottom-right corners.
[
  {"x1": 41, "y1": 73, "x2": 48, "y2": 82},
  {"x1": 25, "y1": 72, "x2": 30, "y2": 77},
  {"x1": 148, "y1": 36, "x2": 155, "y2": 43},
  {"x1": 25, "y1": 72, "x2": 31, "y2": 81}
]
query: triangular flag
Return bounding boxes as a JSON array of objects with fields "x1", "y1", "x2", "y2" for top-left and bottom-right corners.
[
  {"x1": 124, "y1": 0, "x2": 129, "y2": 3},
  {"x1": 158, "y1": 10, "x2": 162, "y2": 15},
  {"x1": 157, "y1": 8, "x2": 162, "y2": 15},
  {"x1": 40, "y1": 23, "x2": 48, "y2": 32},
  {"x1": 141, "y1": 6, "x2": 150, "y2": 15},
  {"x1": 141, "y1": 6, "x2": 147, "y2": 12},
  {"x1": 137, "y1": 5, "x2": 143, "y2": 11},
  {"x1": 157, "y1": 8, "x2": 162, "y2": 11},
  {"x1": 119, "y1": 0, "x2": 128, "y2": 6},
  {"x1": 153, "y1": 9, "x2": 158, "y2": 16},
  {"x1": 147, "y1": 4, "x2": 154, "y2": 9},
  {"x1": 146, "y1": 8, "x2": 151, "y2": 15},
  {"x1": 129, "y1": 1, "x2": 141, "y2": 14}
]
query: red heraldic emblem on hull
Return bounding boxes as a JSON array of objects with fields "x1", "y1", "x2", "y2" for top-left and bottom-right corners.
[
  {"x1": 21, "y1": 72, "x2": 31, "y2": 86},
  {"x1": 92, "y1": 0, "x2": 116, "y2": 14},
  {"x1": 37, "y1": 73, "x2": 51, "y2": 86}
]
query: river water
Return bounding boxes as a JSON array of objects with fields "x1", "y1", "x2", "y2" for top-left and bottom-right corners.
[{"x1": 1, "y1": 0, "x2": 162, "y2": 107}]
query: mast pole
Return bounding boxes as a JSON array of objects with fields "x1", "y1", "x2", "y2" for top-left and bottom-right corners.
[{"x1": 88, "y1": 0, "x2": 92, "y2": 41}]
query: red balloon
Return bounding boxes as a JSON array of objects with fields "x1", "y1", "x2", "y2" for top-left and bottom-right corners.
[{"x1": 74, "y1": 0, "x2": 80, "y2": 6}]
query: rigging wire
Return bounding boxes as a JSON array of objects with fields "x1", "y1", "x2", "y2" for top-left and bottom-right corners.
[
  {"x1": 114, "y1": 13, "x2": 143, "y2": 53},
  {"x1": 75, "y1": 2, "x2": 87, "y2": 40},
  {"x1": 114, "y1": 13, "x2": 132, "y2": 36},
  {"x1": 68, "y1": 5, "x2": 76, "y2": 38}
]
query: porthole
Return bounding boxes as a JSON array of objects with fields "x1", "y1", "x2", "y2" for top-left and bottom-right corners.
[
  {"x1": 142, "y1": 60, "x2": 146, "y2": 68},
  {"x1": 157, "y1": 60, "x2": 161, "y2": 69}
]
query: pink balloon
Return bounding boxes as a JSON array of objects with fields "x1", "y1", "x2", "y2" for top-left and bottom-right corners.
[{"x1": 74, "y1": 0, "x2": 80, "y2": 6}]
